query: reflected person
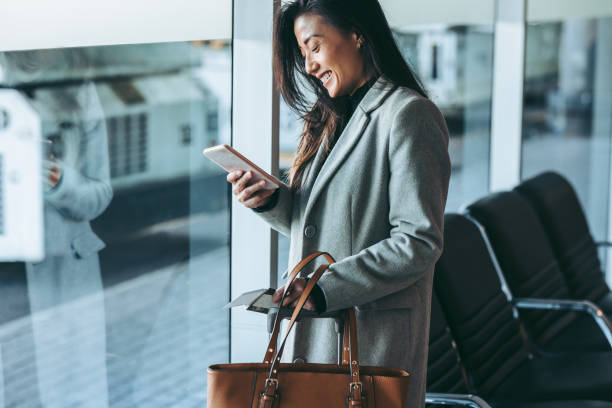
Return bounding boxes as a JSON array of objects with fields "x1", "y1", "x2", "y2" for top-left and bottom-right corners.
[{"x1": 5, "y1": 49, "x2": 113, "y2": 408}]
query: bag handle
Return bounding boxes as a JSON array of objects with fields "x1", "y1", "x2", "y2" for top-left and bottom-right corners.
[
  {"x1": 262, "y1": 251, "x2": 335, "y2": 363},
  {"x1": 258, "y1": 253, "x2": 364, "y2": 407}
]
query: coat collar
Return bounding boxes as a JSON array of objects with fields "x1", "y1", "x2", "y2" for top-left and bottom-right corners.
[
  {"x1": 358, "y1": 75, "x2": 397, "y2": 114},
  {"x1": 302, "y1": 76, "x2": 397, "y2": 218}
]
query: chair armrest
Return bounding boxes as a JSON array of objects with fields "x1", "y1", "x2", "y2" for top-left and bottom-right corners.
[
  {"x1": 426, "y1": 393, "x2": 492, "y2": 408},
  {"x1": 596, "y1": 241, "x2": 612, "y2": 248},
  {"x1": 512, "y1": 298, "x2": 612, "y2": 348}
]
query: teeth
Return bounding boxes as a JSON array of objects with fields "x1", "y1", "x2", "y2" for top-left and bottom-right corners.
[{"x1": 322, "y1": 71, "x2": 331, "y2": 83}]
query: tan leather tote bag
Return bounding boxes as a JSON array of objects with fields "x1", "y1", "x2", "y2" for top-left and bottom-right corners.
[{"x1": 207, "y1": 251, "x2": 410, "y2": 408}]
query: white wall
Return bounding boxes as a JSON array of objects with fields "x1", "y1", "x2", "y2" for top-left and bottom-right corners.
[{"x1": 0, "y1": 0, "x2": 231, "y2": 51}]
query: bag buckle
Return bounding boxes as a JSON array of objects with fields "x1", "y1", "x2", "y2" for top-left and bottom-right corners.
[
  {"x1": 258, "y1": 378, "x2": 279, "y2": 408},
  {"x1": 346, "y1": 382, "x2": 366, "y2": 407},
  {"x1": 264, "y1": 378, "x2": 278, "y2": 394}
]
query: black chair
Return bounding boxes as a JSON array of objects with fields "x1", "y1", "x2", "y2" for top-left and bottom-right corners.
[
  {"x1": 515, "y1": 171, "x2": 612, "y2": 315},
  {"x1": 466, "y1": 191, "x2": 612, "y2": 352},
  {"x1": 427, "y1": 291, "x2": 612, "y2": 408},
  {"x1": 434, "y1": 213, "x2": 612, "y2": 403},
  {"x1": 426, "y1": 293, "x2": 492, "y2": 407}
]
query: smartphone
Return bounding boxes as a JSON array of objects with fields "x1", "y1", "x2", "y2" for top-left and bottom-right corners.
[{"x1": 203, "y1": 144, "x2": 280, "y2": 190}]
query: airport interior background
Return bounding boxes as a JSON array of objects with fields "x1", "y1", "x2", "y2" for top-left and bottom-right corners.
[{"x1": 0, "y1": 0, "x2": 611, "y2": 406}]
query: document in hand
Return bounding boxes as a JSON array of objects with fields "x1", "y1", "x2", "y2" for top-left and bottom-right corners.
[{"x1": 224, "y1": 288, "x2": 277, "y2": 313}]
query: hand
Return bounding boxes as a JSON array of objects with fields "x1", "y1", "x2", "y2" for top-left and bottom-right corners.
[
  {"x1": 272, "y1": 278, "x2": 316, "y2": 311},
  {"x1": 42, "y1": 159, "x2": 63, "y2": 191},
  {"x1": 227, "y1": 170, "x2": 276, "y2": 209}
]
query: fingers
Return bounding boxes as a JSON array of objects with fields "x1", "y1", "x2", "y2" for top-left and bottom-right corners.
[
  {"x1": 272, "y1": 285, "x2": 285, "y2": 303},
  {"x1": 273, "y1": 280, "x2": 303, "y2": 306},
  {"x1": 301, "y1": 298, "x2": 316, "y2": 311},
  {"x1": 226, "y1": 170, "x2": 243, "y2": 184},
  {"x1": 238, "y1": 180, "x2": 266, "y2": 201},
  {"x1": 49, "y1": 167, "x2": 61, "y2": 186},
  {"x1": 233, "y1": 171, "x2": 252, "y2": 194},
  {"x1": 227, "y1": 170, "x2": 277, "y2": 209},
  {"x1": 282, "y1": 286, "x2": 302, "y2": 307},
  {"x1": 241, "y1": 187, "x2": 276, "y2": 209},
  {"x1": 272, "y1": 279, "x2": 315, "y2": 311}
]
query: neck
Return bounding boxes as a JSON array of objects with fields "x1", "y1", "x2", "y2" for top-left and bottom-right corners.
[{"x1": 349, "y1": 68, "x2": 376, "y2": 96}]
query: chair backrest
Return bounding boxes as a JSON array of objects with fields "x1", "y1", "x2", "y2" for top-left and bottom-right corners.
[
  {"x1": 515, "y1": 171, "x2": 610, "y2": 302},
  {"x1": 434, "y1": 214, "x2": 529, "y2": 396},
  {"x1": 466, "y1": 191, "x2": 576, "y2": 346},
  {"x1": 427, "y1": 292, "x2": 469, "y2": 395}
]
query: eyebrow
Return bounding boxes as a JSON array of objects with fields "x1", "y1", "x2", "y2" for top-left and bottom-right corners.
[{"x1": 303, "y1": 34, "x2": 322, "y2": 47}]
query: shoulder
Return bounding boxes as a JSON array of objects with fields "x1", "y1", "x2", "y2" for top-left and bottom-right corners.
[
  {"x1": 372, "y1": 86, "x2": 448, "y2": 142},
  {"x1": 384, "y1": 86, "x2": 444, "y2": 124}
]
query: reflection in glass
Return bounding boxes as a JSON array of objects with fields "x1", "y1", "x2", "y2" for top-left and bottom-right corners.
[
  {"x1": 522, "y1": 17, "x2": 612, "y2": 249},
  {"x1": 0, "y1": 40, "x2": 231, "y2": 407},
  {"x1": 393, "y1": 25, "x2": 493, "y2": 211}
]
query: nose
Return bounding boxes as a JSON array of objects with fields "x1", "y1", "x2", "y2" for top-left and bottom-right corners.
[{"x1": 304, "y1": 53, "x2": 318, "y2": 76}]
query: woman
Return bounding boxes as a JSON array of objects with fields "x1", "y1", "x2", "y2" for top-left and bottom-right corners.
[{"x1": 228, "y1": 0, "x2": 450, "y2": 406}]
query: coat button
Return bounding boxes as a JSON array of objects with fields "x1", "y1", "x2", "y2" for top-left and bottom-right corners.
[{"x1": 304, "y1": 225, "x2": 317, "y2": 238}]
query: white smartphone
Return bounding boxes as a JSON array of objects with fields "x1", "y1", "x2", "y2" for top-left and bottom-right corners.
[{"x1": 203, "y1": 144, "x2": 280, "y2": 190}]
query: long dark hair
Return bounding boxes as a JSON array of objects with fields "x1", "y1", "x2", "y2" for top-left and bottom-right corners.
[{"x1": 274, "y1": 0, "x2": 427, "y2": 190}]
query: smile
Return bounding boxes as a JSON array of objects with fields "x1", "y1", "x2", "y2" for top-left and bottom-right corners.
[{"x1": 320, "y1": 71, "x2": 332, "y2": 86}]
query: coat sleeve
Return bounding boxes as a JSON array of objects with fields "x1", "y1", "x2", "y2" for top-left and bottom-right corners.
[
  {"x1": 316, "y1": 97, "x2": 451, "y2": 312},
  {"x1": 253, "y1": 181, "x2": 294, "y2": 237},
  {"x1": 45, "y1": 83, "x2": 113, "y2": 221}
]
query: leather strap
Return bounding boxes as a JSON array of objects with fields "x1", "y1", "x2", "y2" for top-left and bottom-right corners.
[
  {"x1": 263, "y1": 251, "x2": 335, "y2": 363},
  {"x1": 257, "y1": 392, "x2": 275, "y2": 408},
  {"x1": 346, "y1": 308, "x2": 364, "y2": 404},
  {"x1": 342, "y1": 315, "x2": 350, "y2": 364},
  {"x1": 346, "y1": 309, "x2": 360, "y2": 380},
  {"x1": 266, "y1": 263, "x2": 330, "y2": 376},
  {"x1": 259, "y1": 251, "x2": 364, "y2": 407}
]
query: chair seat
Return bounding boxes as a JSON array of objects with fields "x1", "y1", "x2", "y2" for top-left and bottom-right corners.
[
  {"x1": 491, "y1": 352, "x2": 612, "y2": 402},
  {"x1": 544, "y1": 314, "x2": 611, "y2": 352}
]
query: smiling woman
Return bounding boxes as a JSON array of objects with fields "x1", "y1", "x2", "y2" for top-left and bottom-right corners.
[
  {"x1": 226, "y1": 1, "x2": 450, "y2": 407},
  {"x1": 294, "y1": 13, "x2": 373, "y2": 98},
  {"x1": 273, "y1": 0, "x2": 428, "y2": 190}
]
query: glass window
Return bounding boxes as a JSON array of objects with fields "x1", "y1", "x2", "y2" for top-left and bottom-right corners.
[
  {"x1": 0, "y1": 40, "x2": 231, "y2": 407},
  {"x1": 521, "y1": 2, "x2": 612, "y2": 252}
]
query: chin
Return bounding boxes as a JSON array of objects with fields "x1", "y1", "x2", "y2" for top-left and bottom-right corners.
[{"x1": 326, "y1": 85, "x2": 339, "y2": 98}]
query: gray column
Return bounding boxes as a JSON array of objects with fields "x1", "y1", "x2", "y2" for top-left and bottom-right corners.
[
  {"x1": 489, "y1": 0, "x2": 526, "y2": 191},
  {"x1": 231, "y1": 0, "x2": 280, "y2": 362}
]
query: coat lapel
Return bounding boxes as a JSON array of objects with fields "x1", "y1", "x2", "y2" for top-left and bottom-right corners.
[{"x1": 303, "y1": 77, "x2": 397, "y2": 220}]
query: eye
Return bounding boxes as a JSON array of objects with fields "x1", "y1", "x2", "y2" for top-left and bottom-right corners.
[{"x1": 312, "y1": 44, "x2": 320, "y2": 52}]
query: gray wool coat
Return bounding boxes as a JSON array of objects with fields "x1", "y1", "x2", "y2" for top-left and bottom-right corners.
[{"x1": 257, "y1": 76, "x2": 450, "y2": 408}]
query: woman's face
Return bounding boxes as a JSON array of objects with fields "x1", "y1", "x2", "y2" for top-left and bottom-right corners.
[{"x1": 294, "y1": 13, "x2": 369, "y2": 98}]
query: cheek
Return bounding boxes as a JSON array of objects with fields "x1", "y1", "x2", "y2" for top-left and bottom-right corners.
[{"x1": 331, "y1": 47, "x2": 359, "y2": 82}]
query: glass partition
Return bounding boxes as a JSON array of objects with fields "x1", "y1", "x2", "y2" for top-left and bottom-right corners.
[
  {"x1": 0, "y1": 40, "x2": 231, "y2": 407},
  {"x1": 521, "y1": 1, "x2": 612, "y2": 249}
]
